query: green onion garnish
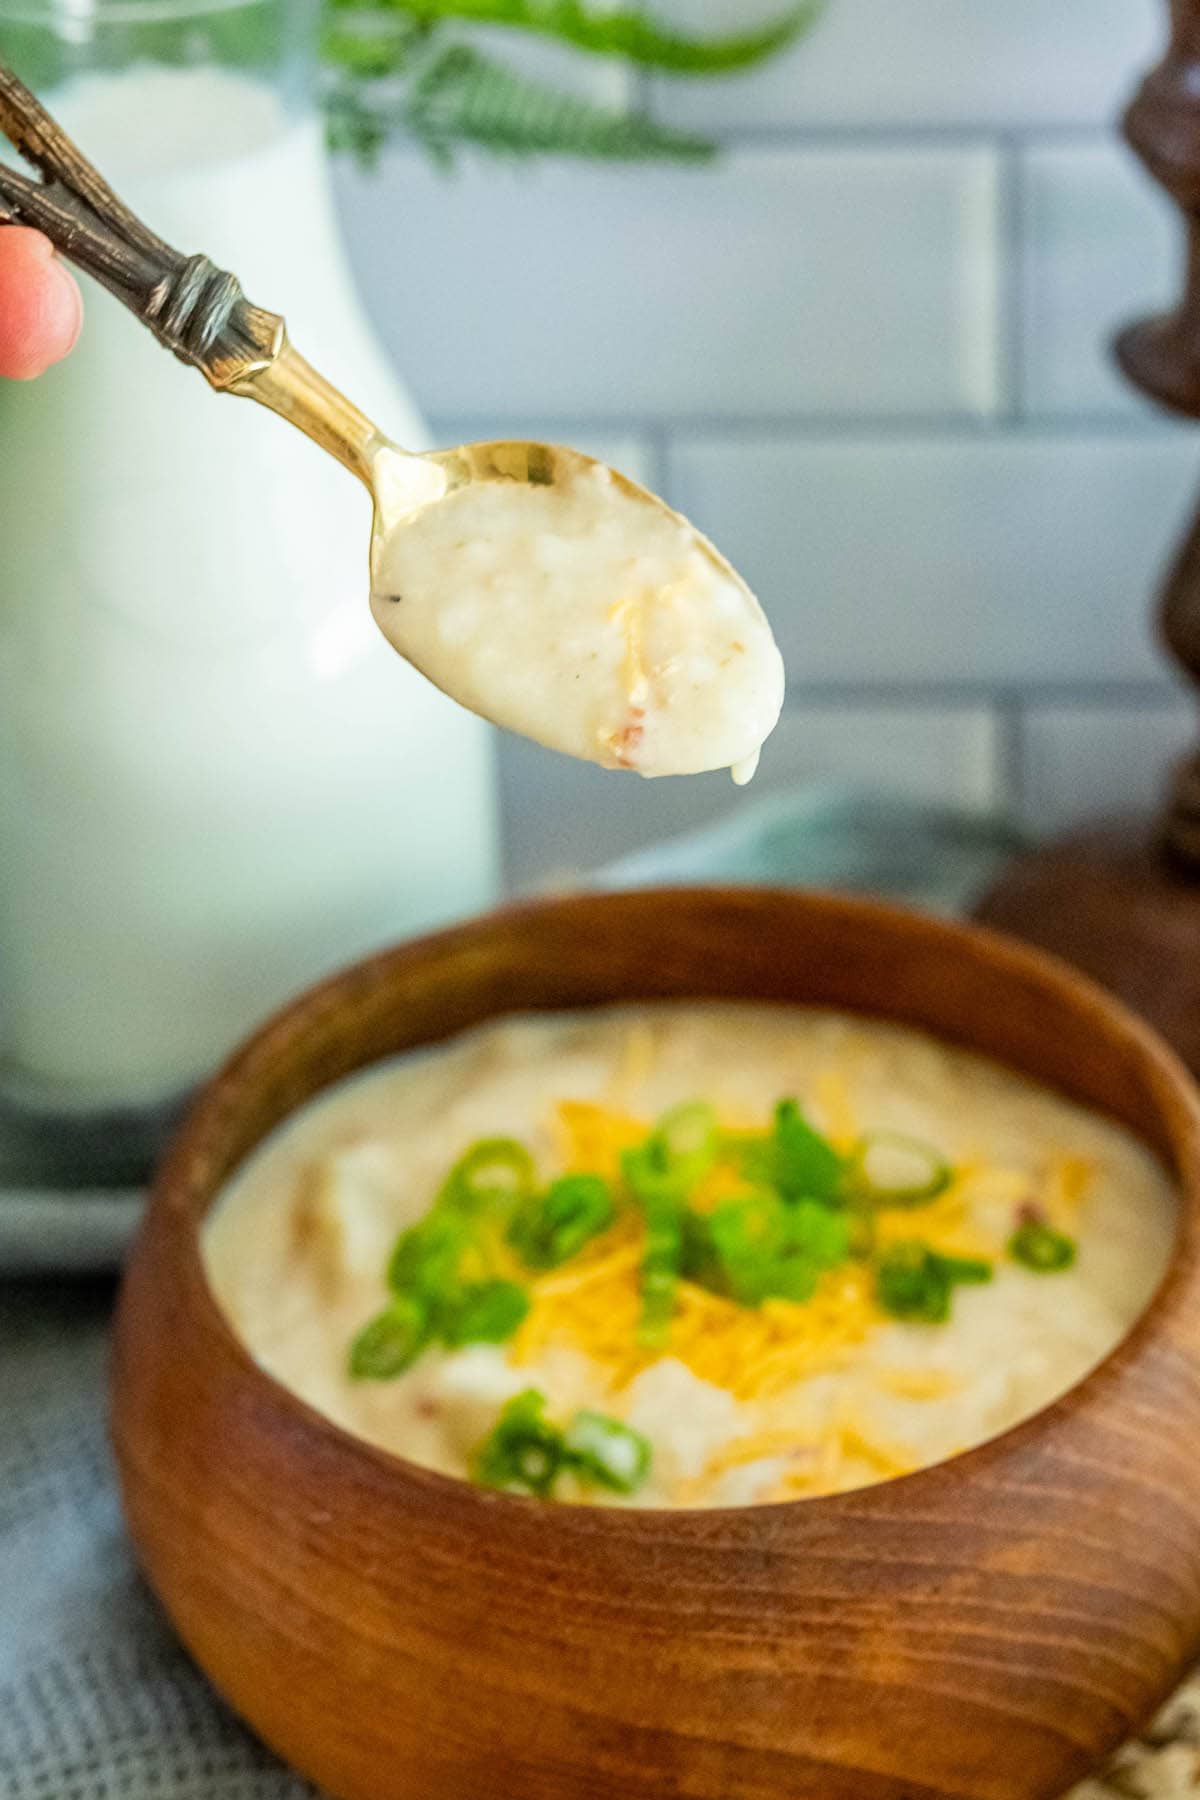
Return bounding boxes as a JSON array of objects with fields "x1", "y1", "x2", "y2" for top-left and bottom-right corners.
[
  {"x1": 655, "y1": 1101, "x2": 719, "y2": 1183},
  {"x1": 623, "y1": 1104, "x2": 718, "y2": 1344},
  {"x1": 507, "y1": 1172, "x2": 614, "y2": 1270},
  {"x1": 354, "y1": 1103, "x2": 973, "y2": 1390},
  {"x1": 635, "y1": 1189, "x2": 685, "y2": 1346},
  {"x1": 388, "y1": 1208, "x2": 482, "y2": 1303},
  {"x1": 847, "y1": 1131, "x2": 953, "y2": 1209},
  {"x1": 375, "y1": 1140, "x2": 538, "y2": 1374},
  {"x1": 741, "y1": 1099, "x2": 844, "y2": 1203},
  {"x1": 472, "y1": 1391, "x2": 653, "y2": 1499},
  {"x1": 472, "y1": 1389, "x2": 564, "y2": 1497},
  {"x1": 707, "y1": 1191, "x2": 851, "y2": 1306},
  {"x1": 876, "y1": 1242, "x2": 992, "y2": 1323},
  {"x1": 1009, "y1": 1219, "x2": 1076, "y2": 1273},
  {"x1": 622, "y1": 1100, "x2": 719, "y2": 1206},
  {"x1": 439, "y1": 1279, "x2": 531, "y2": 1347},
  {"x1": 439, "y1": 1136, "x2": 536, "y2": 1213},
  {"x1": 348, "y1": 1295, "x2": 429, "y2": 1379},
  {"x1": 562, "y1": 1411, "x2": 652, "y2": 1495}
]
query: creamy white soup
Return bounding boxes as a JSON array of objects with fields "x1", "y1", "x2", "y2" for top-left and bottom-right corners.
[
  {"x1": 369, "y1": 460, "x2": 785, "y2": 784},
  {"x1": 205, "y1": 1005, "x2": 1175, "y2": 1509}
]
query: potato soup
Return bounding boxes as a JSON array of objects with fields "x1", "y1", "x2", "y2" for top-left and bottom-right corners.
[{"x1": 204, "y1": 1004, "x2": 1175, "y2": 1508}]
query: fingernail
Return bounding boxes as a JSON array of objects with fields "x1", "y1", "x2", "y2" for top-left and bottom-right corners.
[{"x1": 49, "y1": 254, "x2": 83, "y2": 355}]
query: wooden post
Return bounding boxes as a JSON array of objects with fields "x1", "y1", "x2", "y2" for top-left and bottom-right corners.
[
  {"x1": 1117, "y1": 0, "x2": 1200, "y2": 867},
  {"x1": 976, "y1": 0, "x2": 1200, "y2": 1071}
]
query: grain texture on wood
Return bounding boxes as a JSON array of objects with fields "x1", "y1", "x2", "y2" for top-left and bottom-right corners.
[
  {"x1": 978, "y1": 820, "x2": 1200, "y2": 1076},
  {"x1": 111, "y1": 888, "x2": 1200, "y2": 1800}
]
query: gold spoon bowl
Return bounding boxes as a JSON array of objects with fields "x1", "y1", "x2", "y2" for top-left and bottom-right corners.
[{"x1": 0, "y1": 61, "x2": 780, "y2": 780}]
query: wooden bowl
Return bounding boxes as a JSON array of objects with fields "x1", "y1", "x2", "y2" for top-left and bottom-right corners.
[{"x1": 111, "y1": 887, "x2": 1200, "y2": 1800}]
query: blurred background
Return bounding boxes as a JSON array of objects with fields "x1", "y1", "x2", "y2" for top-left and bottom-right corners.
[
  {"x1": 2, "y1": 0, "x2": 1197, "y2": 1112},
  {"x1": 330, "y1": 0, "x2": 1196, "y2": 888}
]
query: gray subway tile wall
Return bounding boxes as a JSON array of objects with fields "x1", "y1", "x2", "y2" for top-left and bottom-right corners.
[
  {"x1": 1018, "y1": 698, "x2": 1196, "y2": 835},
  {"x1": 667, "y1": 433, "x2": 1200, "y2": 685},
  {"x1": 647, "y1": 0, "x2": 1160, "y2": 130},
  {"x1": 1018, "y1": 143, "x2": 1175, "y2": 418},
  {"x1": 341, "y1": 148, "x2": 1002, "y2": 420},
  {"x1": 333, "y1": 0, "x2": 1200, "y2": 884}
]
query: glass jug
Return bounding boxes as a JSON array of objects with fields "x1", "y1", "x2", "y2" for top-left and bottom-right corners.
[{"x1": 0, "y1": 0, "x2": 498, "y2": 1107}]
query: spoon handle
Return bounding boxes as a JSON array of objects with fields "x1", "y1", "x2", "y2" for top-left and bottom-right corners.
[{"x1": 0, "y1": 60, "x2": 386, "y2": 488}]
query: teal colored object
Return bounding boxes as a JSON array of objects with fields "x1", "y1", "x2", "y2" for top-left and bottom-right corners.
[{"x1": 596, "y1": 785, "x2": 1027, "y2": 918}]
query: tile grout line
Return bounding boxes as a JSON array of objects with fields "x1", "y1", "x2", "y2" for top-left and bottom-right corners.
[
  {"x1": 641, "y1": 425, "x2": 672, "y2": 508},
  {"x1": 595, "y1": 119, "x2": 1127, "y2": 153},
  {"x1": 774, "y1": 681, "x2": 1185, "y2": 708},
  {"x1": 430, "y1": 412, "x2": 1189, "y2": 443}
]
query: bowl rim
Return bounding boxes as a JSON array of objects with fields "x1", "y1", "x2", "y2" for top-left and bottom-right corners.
[{"x1": 144, "y1": 883, "x2": 1200, "y2": 1533}]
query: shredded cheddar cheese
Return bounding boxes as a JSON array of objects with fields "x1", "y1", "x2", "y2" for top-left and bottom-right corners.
[
  {"x1": 1048, "y1": 1154, "x2": 1094, "y2": 1215},
  {"x1": 871, "y1": 1172, "x2": 997, "y2": 1262},
  {"x1": 554, "y1": 1100, "x2": 646, "y2": 1176},
  {"x1": 812, "y1": 1069, "x2": 858, "y2": 1153},
  {"x1": 610, "y1": 590, "x2": 651, "y2": 709},
  {"x1": 875, "y1": 1366, "x2": 963, "y2": 1401}
]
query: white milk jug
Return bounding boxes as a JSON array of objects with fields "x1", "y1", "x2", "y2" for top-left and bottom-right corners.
[{"x1": 0, "y1": 4, "x2": 497, "y2": 1105}]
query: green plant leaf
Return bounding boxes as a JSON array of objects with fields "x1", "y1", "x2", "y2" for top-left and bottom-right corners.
[
  {"x1": 325, "y1": 0, "x2": 824, "y2": 75},
  {"x1": 338, "y1": 41, "x2": 716, "y2": 164},
  {"x1": 322, "y1": 12, "x2": 430, "y2": 80}
]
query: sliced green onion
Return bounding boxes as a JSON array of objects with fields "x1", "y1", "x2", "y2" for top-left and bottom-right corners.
[
  {"x1": 439, "y1": 1279, "x2": 530, "y2": 1347},
  {"x1": 348, "y1": 1296, "x2": 429, "y2": 1380},
  {"x1": 472, "y1": 1389, "x2": 564, "y2": 1496},
  {"x1": 679, "y1": 1208, "x2": 722, "y2": 1291},
  {"x1": 774, "y1": 1099, "x2": 845, "y2": 1200},
  {"x1": 361, "y1": 1136, "x2": 541, "y2": 1379},
  {"x1": 621, "y1": 1101, "x2": 718, "y2": 1206},
  {"x1": 388, "y1": 1208, "x2": 481, "y2": 1302},
  {"x1": 707, "y1": 1191, "x2": 850, "y2": 1307},
  {"x1": 472, "y1": 1394, "x2": 653, "y2": 1501},
  {"x1": 1010, "y1": 1219, "x2": 1076, "y2": 1273},
  {"x1": 847, "y1": 1131, "x2": 953, "y2": 1209},
  {"x1": 788, "y1": 1197, "x2": 854, "y2": 1268},
  {"x1": 563, "y1": 1411, "x2": 652, "y2": 1495},
  {"x1": 439, "y1": 1136, "x2": 536, "y2": 1213},
  {"x1": 938, "y1": 1253, "x2": 992, "y2": 1286},
  {"x1": 708, "y1": 1191, "x2": 795, "y2": 1305},
  {"x1": 876, "y1": 1242, "x2": 992, "y2": 1324},
  {"x1": 507, "y1": 1172, "x2": 614, "y2": 1270},
  {"x1": 622, "y1": 1107, "x2": 716, "y2": 1344},
  {"x1": 636, "y1": 1191, "x2": 684, "y2": 1346},
  {"x1": 655, "y1": 1101, "x2": 718, "y2": 1184},
  {"x1": 741, "y1": 1099, "x2": 844, "y2": 1203}
]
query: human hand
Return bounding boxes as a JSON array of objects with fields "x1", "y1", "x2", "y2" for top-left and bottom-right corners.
[{"x1": 0, "y1": 227, "x2": 81, "y2": 378}]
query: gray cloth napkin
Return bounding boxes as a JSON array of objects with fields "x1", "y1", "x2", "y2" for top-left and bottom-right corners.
[{"x1": 1, "y1": 1280, "x2": 319, "y2": 1799}]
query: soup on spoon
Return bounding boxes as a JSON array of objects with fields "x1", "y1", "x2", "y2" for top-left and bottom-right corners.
[{"x1": 369, "y1": 442, "x2": 785, "y2": 784}]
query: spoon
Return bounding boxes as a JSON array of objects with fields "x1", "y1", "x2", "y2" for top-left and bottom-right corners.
[{"x1": 0, "y1": 62, "x2": 784, "y2": 781}]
